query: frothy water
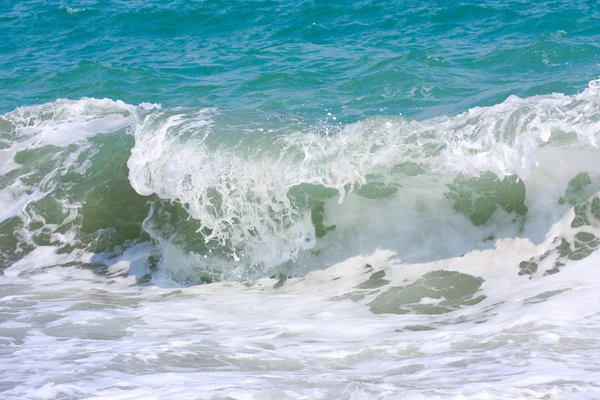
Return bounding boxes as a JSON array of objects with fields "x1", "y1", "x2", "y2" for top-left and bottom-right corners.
[
  {"x1": 2, "y1": 231, "x2": 600, "y2": 399},
  {"x1": 3, "y1": 0, "x2": 600, "y2": 398},
  {"x1": 3, "y1": 82, "x2": 600, "y2": 280},
  {"x1": 2, "y1": 82, "x2": 600, "y2": 398}
]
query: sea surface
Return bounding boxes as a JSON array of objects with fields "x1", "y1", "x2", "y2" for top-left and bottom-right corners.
[{"x1": 2, "y1": 1, "x2": 600, "y2": 399}]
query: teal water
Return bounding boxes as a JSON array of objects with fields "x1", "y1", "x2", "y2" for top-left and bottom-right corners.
[
  {"x1": 4, "y1": 2, "x2": 600, "y2": 399},
  {"x1": 2, "y1": 0, "x2": 600, "y2": 282},
  {"x1": 2, "y1": 1, "x2": 599, "y2": 118}
]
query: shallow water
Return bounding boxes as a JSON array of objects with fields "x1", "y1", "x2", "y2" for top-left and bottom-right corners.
[{"x1": 2, "y1": 1, "x2": 600, "y2": 399}]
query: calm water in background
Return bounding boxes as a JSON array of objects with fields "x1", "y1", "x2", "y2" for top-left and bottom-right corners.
[
  {"x1": 2, "y1": 0, "x2": 599, "y2": 117},
  {"x1": 2, "y1": 1, "x2": 600, "y2": 399}
]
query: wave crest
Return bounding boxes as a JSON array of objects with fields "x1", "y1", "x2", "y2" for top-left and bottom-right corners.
[{"x1": 2, "y1": 83, "x2": 600, "y2": 281}]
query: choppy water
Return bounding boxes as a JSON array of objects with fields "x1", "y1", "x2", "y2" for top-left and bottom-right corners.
[{"x1": 2, "y1": 1, "x2": 600, "y2": 399}]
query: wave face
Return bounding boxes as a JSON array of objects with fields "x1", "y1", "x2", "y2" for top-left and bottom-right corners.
[{"x1": 1, "y1": 82, "x2": 600, "y2": 284}]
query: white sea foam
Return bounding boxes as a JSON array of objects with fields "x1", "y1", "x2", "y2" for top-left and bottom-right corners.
[
  {"x1": 2, "y1": 86, "x2": 600, "y2": 398},
  {"x1": 0, "y1": 99, "x2": 142, "y2": 224},
  {"x1": 1, "y1": 98, "x2": 137, "y2": 149},
  {"x1": 2, "y1": 211, "x2": 600, "y2": 399},
  {"x1": 125, "y1": 82, "x2": 600, "y2": 279},
  {"x1": 59, "y1": 5, "x2": 86, "y2": 14}
]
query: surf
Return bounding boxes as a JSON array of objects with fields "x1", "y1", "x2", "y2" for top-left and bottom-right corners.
[{"x1": 0, "y1": 81, "x2": 599, "y2": 285}]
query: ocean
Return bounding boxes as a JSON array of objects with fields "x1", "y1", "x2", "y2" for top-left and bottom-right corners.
[{"x1": 2, "y1": 1, "x2": 600, "y2": 399}]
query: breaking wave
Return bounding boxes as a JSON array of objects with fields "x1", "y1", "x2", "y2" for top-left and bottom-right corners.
[{"x1": 1, "y1": 81, "x2": 600, "y2": 284}]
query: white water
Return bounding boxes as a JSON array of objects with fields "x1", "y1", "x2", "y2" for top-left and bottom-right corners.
[
  {"x1": 2, "y1": 212, "x2": 600, "y2": 399},
  {"x1": 2, "y1": 84, "x2": 600, "y2": 399}
]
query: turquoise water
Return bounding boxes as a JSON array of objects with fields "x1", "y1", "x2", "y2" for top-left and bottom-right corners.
[
  {"x1": 3, "y1": 2, "x2": 600, "y2": 399},
  {"x1": 2, "y1": 0, "x2": 600, "y2": 281},
  {"x1": 2, "y1": 0, "x2": 600, "y2": 286},
  {"x1": 3, "y1": 1, "x2": 599, "y2": 118}
]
